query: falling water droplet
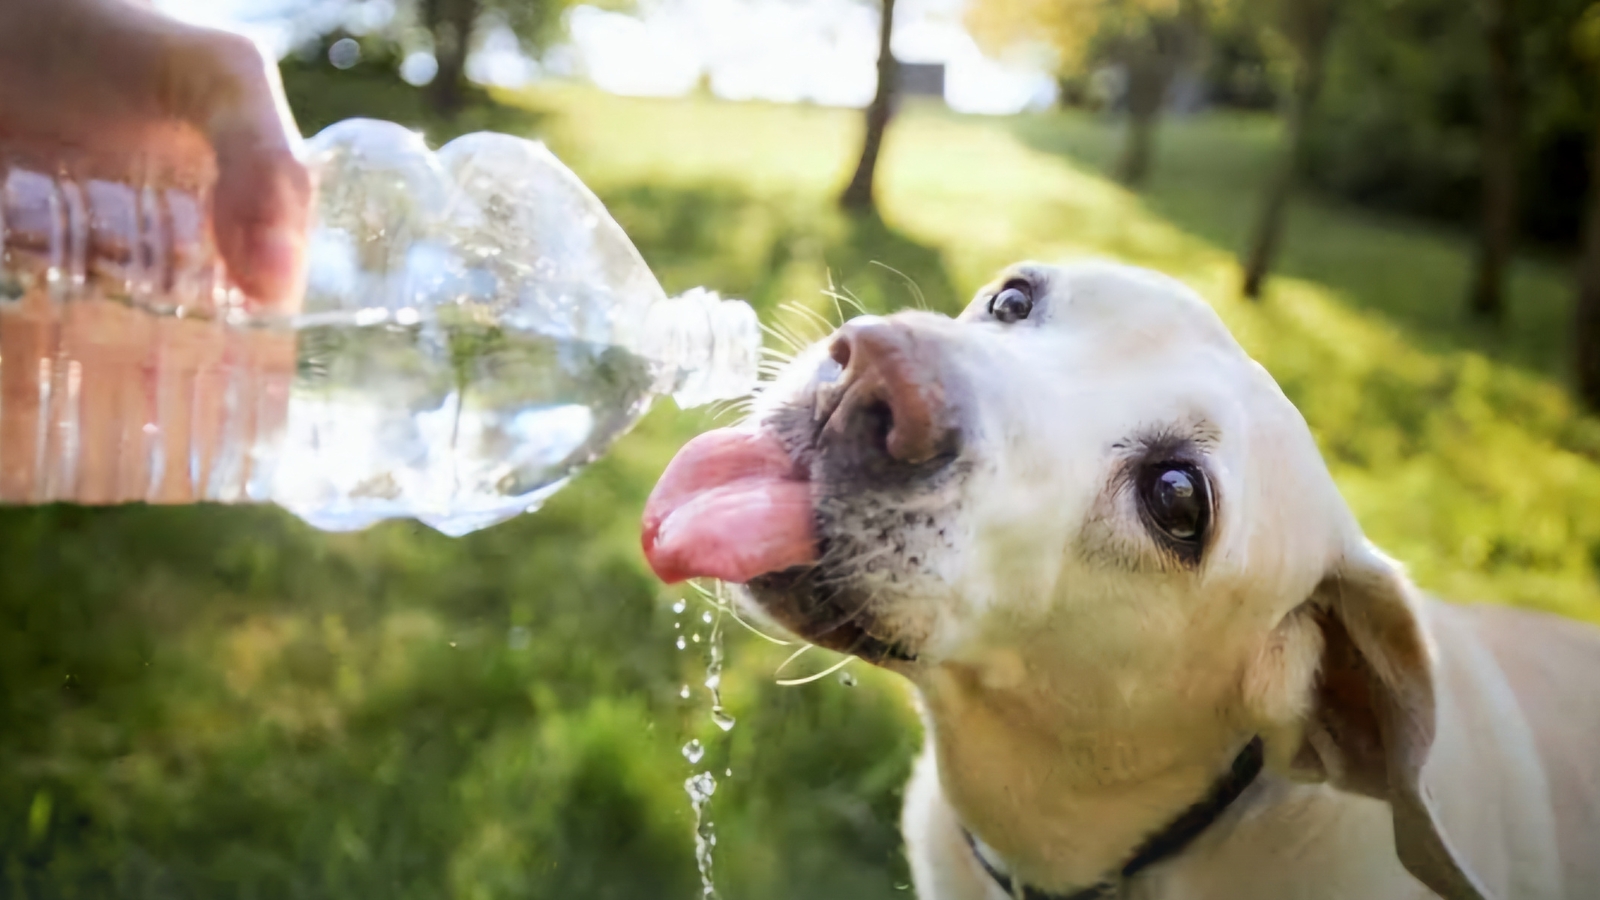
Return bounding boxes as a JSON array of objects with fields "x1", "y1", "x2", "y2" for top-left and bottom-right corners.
[
  {"x1": 675, "y1": 621, "x2": 682, "y2": 630},
  {"x1": 677, "y1": 586, "x2": 733, "y2": 898},
  {"x1": 725, "y1": 768, "x2": 732, "y2": 777},
  {"x1": 839, "y1": 671, "x2": 858, "y2": 687},
  {"x1": 704, "y1": 598, "x2": 736, "y2": 733},
  {"x1": 685, "y1": 771, "x2": 719, "y2": 899},
  {"x1": 673, "y1": 599, "x2": 687, "y2": 614}
]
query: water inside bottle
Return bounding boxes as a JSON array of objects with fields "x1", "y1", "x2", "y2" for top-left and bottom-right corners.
[
  {"x1": 273, "y1": 310, "x2": 658, "y2": 536},
  {"x1": 2, "y1": 123, "x2": 760, "y2": 534}
]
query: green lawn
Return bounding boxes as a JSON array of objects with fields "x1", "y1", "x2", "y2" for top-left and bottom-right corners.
[{"x1": 3, "y1": 76, "x2": 1598, "y2": 899}]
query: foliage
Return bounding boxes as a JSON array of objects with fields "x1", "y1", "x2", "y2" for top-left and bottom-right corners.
[
  {"x1": 3, "y1": 72, "x2": 1600, "y2": 900},
  {"x1": 969, "y1": 0, "x2": 1206, "y2": 73},
  {"x1": 285, "y1": 0, "x2": 626, "y2": 116},
  {"x1": 347, "y1": 0, "x2": 590, "y2": 59},
  {"x1": 1199, "y1": 14, "x2": 1280, "y2": 109},
  {"x1": 969, "y1": 0, "x2": 1211, "y2": 185},
  {"x1": 1302, "y1": 0, "x2": 1596, "y2": 244}
]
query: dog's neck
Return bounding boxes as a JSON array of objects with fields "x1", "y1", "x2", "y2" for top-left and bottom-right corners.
[{"x1": 914, "y1": 651, "x2": 1261, "y2": 893}]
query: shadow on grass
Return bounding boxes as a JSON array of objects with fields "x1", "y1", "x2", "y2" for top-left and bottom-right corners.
[
  {"x1": 1009, "y1": 113, "x2": 1580, "y2": 382},
  {"x1": 0, "y1": 92, "x2": 936, "y2": 900},
  {"x1": 0, "y1": 469, "x2": 919, "y2": 898},
  {"x1": 600, "y1": 181, "x2": 961, "y2": 321},
  {"x1": 281, "y1": 64, "x2": 549, "y2": 146}
]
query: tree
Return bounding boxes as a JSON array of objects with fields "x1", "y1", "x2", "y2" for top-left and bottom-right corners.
[
  {"x1": 840, "y1": 0, "x2": 900, "y2": 212},
  {"x1": 1104, "y1": 1, "x2": 1210, "y2": 184},
  {"x1": 297, "y1": 0, "x2": 580, "y2": 118},
  {"x1": 1468, "y1": 0, "x2": 1524, "y2": 321},
  {"x1": 420, "y1": 0, "x2": 481, "y2": 117},
  {"x1": 1239, "y1": 0, "x2": 1343, "y2": 299},
  {"x1": 1573, "y1": 3, "x2": 1600, "y2": 408},
  {"x1": 969, "y1": 0, "x2": 1210, "y2": 187},
  {"x1": 1577, "y1": 124, "x2": 1600, "y2": 408}
]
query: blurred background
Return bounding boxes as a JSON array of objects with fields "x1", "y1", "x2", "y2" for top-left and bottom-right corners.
[{"x1": 7, "y1": 0, "x2": 1600, "y2": 896}]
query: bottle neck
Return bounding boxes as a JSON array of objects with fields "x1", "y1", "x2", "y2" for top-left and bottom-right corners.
[{"x1": 643, "y1": 288, "x2": 762, "y2": 409}]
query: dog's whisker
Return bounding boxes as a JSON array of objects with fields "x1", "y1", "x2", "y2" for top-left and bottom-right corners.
[
  {"x1": 821, "y1": 287, "x2": 869, "y2": 320},
  {"x1": 705, "y1": 398, "x2": 741, "y2": 421},
  {"x1": 771, "y1": 320, "x2": 817, "y2": 354},
  {"x1": 832, "y1": 284, "x2": 872, "y2": 316},
  {"x1": 708, "y1": 397, "x2": 758, "y2": 423},
  {"x1": 725, "y1": 608, "x2": 794, "y2": 645},
  {"x1": 798, "y1": 586, "x2": 882, "y2": 641},
  {"x1": 691, "y1": 580, "x2": 795, "y2": 646},
  {"x1": 822, "y1": 271, "x2": 849, "y2": 326},
  {"x1": 781, "y1": 300, "x2": 838, "y2": 337},
  {"x1": 774, "y1": 653, "x2": 855, "y2": 687},
  {"x1": 773, "y1": 643, "x2": 813, "y2": 679},
  {"x1": 870, "y1": 260, "x2": 928, "y2": 311},
  {"x1": 809, "y1": 545, "x2": 897, "y2": 589},
  {"x1": 760, "y1": 323, "x2": 805, "y2": 355}
]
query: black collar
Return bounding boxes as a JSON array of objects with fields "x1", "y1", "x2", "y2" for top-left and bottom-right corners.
[{"x1": 961, "y1": 736, "x2": 1265, "y2": 900}]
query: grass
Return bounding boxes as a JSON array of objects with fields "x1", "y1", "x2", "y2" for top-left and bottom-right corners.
[
  {"x1": 3, "y1": 72, "x2": 1598, "y2": 899},
  {"x1": 529, "y1": 84, "x2": 1600, "y2": 620}
]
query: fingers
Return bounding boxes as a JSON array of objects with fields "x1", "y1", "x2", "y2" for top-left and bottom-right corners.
[
  {"x1": 0, "y1": 1, "x2": 315, "y2": 311},
  {"x1": 209, "y1": 116, "x2": 312, "y2": 312},
  {"x1": 187, "y1": 32, "x2": 313, "y2": 312}
]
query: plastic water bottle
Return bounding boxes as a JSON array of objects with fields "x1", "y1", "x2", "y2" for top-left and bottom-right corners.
[{"x1": 0, "y1": 120, "x2": 761, "y2": 535}]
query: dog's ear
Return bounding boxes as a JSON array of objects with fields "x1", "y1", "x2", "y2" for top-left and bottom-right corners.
[{"x1": 1279, "y1": 543, "x2": 1493, "y2": 900}]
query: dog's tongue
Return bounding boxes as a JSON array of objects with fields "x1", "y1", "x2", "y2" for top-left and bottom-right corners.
[{"x1": 642, "y1": 429, "x2": 817, "y2": 584}]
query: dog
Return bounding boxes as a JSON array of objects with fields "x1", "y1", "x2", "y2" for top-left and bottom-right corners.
[{"x1": 641, "y1": 261, "x2": 1600, "y2": 899}]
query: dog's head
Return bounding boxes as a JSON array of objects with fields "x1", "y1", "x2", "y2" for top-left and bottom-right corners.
[{"x1": 644, "y1": 261, "x2": 1489, "y2": 899}]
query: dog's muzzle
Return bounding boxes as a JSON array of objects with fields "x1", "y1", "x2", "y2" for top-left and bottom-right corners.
[
  {"x1": 640, "y1": 315, "x2": 962, "y2": 588},
  {"x1": 813, "y1": 317, "x2": 960, "y2": 469}
]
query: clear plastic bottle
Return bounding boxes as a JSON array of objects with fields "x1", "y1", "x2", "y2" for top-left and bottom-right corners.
[{"x1": 0, "y1": 119, "x2": 760, "y2": 535}]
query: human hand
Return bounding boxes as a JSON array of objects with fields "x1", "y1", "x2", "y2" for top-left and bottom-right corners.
[
  {"x1": 0, "y1": 0, "x2": 312, "y2": 309},
  {"x1": 0, "y1": 0, "x2": 306, "y2": 504}
]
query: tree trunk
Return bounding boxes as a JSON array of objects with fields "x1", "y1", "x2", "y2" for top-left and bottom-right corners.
[
  {"x1": 1468, "y1": 0, "x2": 1521, "y2": 322},
  {"x1": 1116, "y1": 52, "x2": 1171, "y2": 187},
  {"x1": 1573, "y1": 121, "x2": 1600, "y2": 410},
  {"x1": 1241, "y1": 1, "x2": 1340, "y2": 300},
  {"x1": 424, "y1": 0, "x2": 478, "y2": 119},
  {"x1": 840, "y1": 0, "x2": 898, "y2": 213}
]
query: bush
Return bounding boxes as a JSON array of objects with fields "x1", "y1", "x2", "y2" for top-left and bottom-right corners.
[{"x1": 1304, "y1": 0, "x2": 1595, "y2": 244}]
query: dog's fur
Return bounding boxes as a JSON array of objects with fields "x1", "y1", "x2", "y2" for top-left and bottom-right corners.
[{"x1": 739, "y1": 262, "x2": 1600, "y2": 899}]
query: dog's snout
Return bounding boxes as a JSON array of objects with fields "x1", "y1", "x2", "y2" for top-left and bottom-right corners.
[{"x1": 820, "y1": 320, "x2": 953, "y2": 466}]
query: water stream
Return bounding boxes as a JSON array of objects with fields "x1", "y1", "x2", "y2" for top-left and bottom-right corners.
[{"x1": 676, "y1": 583, "x2": 735, "y2": 898}]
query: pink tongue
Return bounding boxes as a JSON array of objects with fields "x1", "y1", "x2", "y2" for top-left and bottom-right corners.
[{"x1": 642, "y1": 429, "x2": 817, "y2": 584}]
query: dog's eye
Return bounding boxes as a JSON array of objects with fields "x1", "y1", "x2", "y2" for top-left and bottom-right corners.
[
  {"x1": 1138, "y1": 463, "x2": 1210, "y2": 545},
  {"x1": 989, "y1": 283, "x2": 1033, "y2": 323}
]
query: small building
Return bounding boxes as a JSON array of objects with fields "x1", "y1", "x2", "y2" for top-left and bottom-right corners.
[{"x1": 898, "y1": 62, "x2": 946, "y2": 103}]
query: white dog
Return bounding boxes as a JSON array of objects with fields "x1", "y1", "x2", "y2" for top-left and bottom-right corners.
[{"x1": 642, "y1": 261, "x2": 1600, "y2": 900}]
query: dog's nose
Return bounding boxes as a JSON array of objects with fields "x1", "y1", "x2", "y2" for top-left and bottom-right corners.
[{"x1": 820, "y1": 319, "x2": 953, "y2": 465}]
